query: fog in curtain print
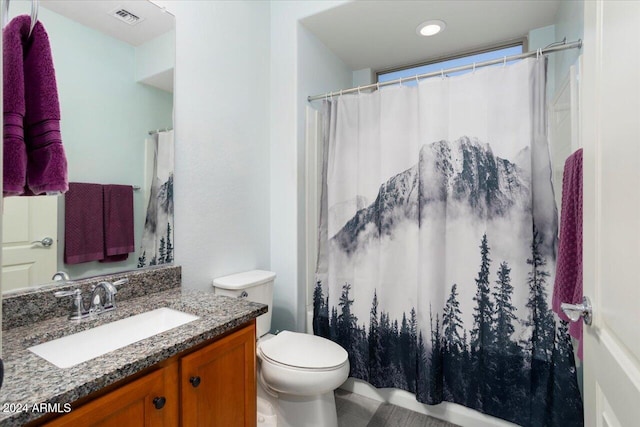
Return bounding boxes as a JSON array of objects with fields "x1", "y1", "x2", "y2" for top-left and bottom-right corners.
[{"x1": 314, "y1": 59, "x2": 583, "y2": 427}]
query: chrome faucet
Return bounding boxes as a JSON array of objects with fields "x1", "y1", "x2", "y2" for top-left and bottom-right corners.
[{"x1": 55, "y1": 278, "x2": 129, "y2": 320}]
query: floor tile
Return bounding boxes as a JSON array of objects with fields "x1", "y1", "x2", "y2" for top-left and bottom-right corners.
[
  {"x1": 335, "y1": 390, "x2": 382, "y2": 426},
  {"x1": 335, "y1": 390, "x2": 460, "y2": 427}
]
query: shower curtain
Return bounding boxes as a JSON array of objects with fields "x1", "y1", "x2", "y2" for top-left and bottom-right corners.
[
  {"x1": 138, "y1": 130, "x2": 174, "y2": 268},
  {"x1": 313, "y1": 58, "x2": 583, "y2": 426}
]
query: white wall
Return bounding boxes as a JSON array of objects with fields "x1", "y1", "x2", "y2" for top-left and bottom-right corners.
[
  {"x1": 136, "y1": 30, "x2": 175, "y2": 85},
  {"x1": 353, "y1": 68, "x2": 375, "y2": 87},
  {"x1": 270, "y1": 1, "x2": 351, "y2": 332},
  {"x1": 553, "y1": 0, "x2": 584, "y2": 90},
  {"x1": 156, "y1": 1, "x2": 271, "y2": 291},
  {"x1": 528, "y1": 0, "x2": 584, "y2": 102}
]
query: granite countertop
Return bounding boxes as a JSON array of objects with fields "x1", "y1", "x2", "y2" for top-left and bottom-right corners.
[{"x1": 0, "y1": 288, "x2": 267, "y2": 426}]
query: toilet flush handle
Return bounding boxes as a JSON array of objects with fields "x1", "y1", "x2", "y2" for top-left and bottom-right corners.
[{"x1": 239, "y1": 291, "x2": 248, "y2": 299}]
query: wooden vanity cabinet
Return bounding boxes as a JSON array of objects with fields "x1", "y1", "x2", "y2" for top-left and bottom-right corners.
[
  {"x1": 181, "y1": 321, "x2": 256, "y2": 427},
  {"x1": 42, "y1": 363, "x2": 178, "y2": 427},
  {"x1": 38, "y1": 321, "x2": 256, "y2": 427}
]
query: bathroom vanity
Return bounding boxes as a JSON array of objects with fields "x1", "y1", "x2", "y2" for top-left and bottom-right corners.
[{"x1": 0, "y1": 266, "x2": 266, "y2": 427}]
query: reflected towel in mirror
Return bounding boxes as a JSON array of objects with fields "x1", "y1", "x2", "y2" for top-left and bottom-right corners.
[
  {"x1": 3, "y1": 15, "x2": 68, "y2": 197},
  {"x1": 64, "y1": 183, "x2": 104, "y2": 264},
  {"x1": 101, "y1": 185, "x2": 134, "y2": 263}
]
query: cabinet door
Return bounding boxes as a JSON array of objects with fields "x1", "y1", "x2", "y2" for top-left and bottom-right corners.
[
  {"x1": 181, "y1": 323, "x2": 256, "y2": 427},
  {"x1": 43, "y1": 364, "x2": 178, "y2": 427}
]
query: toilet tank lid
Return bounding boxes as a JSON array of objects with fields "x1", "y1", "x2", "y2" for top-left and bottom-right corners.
[{"x1": 213, "y1": 270, "x2": 276, "y2": 290}]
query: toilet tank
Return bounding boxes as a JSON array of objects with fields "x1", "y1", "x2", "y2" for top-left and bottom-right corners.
[{"x1": 212, "y1": 270, "x2": 275, "y2": 338}]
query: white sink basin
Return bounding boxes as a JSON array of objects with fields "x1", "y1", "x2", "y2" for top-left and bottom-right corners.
[{"x1": 29, "y1": 307, "x2": 199, "y2": 368}]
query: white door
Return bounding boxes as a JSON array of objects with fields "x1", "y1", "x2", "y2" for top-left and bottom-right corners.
[
  {"x1": 581, "y1": 1, "x2": 640, "y2": 426},
  {"x1": 1, "y1": 196, "x2": 58, "y2": 292}
]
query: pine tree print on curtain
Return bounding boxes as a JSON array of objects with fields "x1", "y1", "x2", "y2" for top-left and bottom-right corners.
[{"x1": 313, "y1": 58, "x2": 583, "y2": 426}]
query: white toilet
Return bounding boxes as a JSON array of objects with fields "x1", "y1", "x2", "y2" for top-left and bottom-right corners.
[{"x1": 212, "y1": 270, "x2": 349, "y2": 427}]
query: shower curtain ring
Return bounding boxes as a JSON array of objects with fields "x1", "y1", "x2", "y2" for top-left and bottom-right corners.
[
  {"x1": 357, "y1": 86, "x2": 361, "y2": 94},
  {"x1": 503, "y1": 56, "x2": 507, "y2": 67},
  {"x1": 399, "y1": 77, "x2": 403, "y2": 86},
  {"x1": 376, "y1": 82, "x2": 380, "y2": 91},
  {"x1": 415, "y1": 75, "x2": 419, "y2": 85},
  {"x1": 441, "y1": 69, "x2": 445, "y2": 79}
]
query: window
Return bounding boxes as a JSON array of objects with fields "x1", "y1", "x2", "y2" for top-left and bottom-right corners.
[{"x1": 377, "y1": 43, "x2": 524, "y2": 86}]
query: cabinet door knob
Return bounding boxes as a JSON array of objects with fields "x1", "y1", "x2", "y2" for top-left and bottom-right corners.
[
  {"x1": 153, "y1": 396, "x2": 166, "y2": 410},
  {"x1": 189, "y1": 376, "x2": 201, "y2": 388}
]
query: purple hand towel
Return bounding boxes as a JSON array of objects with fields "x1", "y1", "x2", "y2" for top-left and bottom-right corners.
[
  {"x1": 3, "y1": 16, "x2": 29, "y2": 196},
  {"x1": 552, "y1": 148, "x2": 583, "y2": 359},
  {"x1": 100, "y1": 185, "x2": 134, "y2": 263},
  {"x1": 3, "y1": 15, "x2": 68, "y2": 197},
  {"x1": 64, "y1": 183, "x2": 104, "y2": 264}
]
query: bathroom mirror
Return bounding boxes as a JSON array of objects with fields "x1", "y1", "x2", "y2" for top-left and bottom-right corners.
[{"x1": 2, "y1": 0, "x2": 175, "y2": 293}]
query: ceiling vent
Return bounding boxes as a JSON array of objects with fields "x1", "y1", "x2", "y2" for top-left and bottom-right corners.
[{"x1": 109, "y1": 8, "x2": 144, "y2": 26}]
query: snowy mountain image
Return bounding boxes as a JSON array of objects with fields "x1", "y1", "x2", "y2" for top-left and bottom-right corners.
[{"x1": 332, "y1": 137, "x2": 533, "y2": 255}]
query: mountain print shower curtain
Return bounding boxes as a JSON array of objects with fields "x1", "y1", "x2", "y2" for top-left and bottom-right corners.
[
  {"x1": 138, "y1": 130, "x2": 174, "y2": 268},
  {"x1": 313, "y1": 58, "x2": 583, "y2": 426}
]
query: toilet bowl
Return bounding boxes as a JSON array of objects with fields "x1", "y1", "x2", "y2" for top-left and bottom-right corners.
[
  {"x1": 258, "y1": 331, "x2": 349, "y2": 396},
  {"x1": 257, "y1": 332, "x2": 349, "y2": 427},
  {"x1": 212, "y1": 270, "x2": 349, "y2": 427}
]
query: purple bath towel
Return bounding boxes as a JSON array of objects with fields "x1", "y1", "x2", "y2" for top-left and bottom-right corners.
[
  {"x1": 3, "y1": 15, "x2": 67, "y2": 197},
  {"x1": 64, "y1": 183, "x2": 105, "y2": 264},
  {"x1": 100, "y1": 185, "x2": 134, "y2": 263},
  {"x1": 552, "y1": 149, "x2": 583, "y2": 359}
]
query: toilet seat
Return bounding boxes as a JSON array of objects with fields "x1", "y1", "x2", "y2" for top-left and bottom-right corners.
[
  {"x1": 258, "y1": 331, "x2": 348, "y2": 371},
  {"x1": 258, "y1": 350, "x2": 347, "y2": 372}
]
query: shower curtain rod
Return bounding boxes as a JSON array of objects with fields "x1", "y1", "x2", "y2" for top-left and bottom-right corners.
[
  {"x1": 148, "y1": 127, "x2": 173, "y2": 135},
  {"x1": 307, "y1": 39, "x2": 582, "y2": 102}
]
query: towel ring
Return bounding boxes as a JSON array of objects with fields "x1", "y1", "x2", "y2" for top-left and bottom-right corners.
[
  {"x1": 2, "y1": 0, "x2": 39, "y2": 38},
  {"x1": 29, "y1": 0, "x2": 39, "y2": 38}
]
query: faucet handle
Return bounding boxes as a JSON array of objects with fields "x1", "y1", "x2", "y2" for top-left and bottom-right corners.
[
  {"x1": 113, "y1": 278, "x2": 129, "y2": 287},
  {"x1": 52, "y1": 271, "x2": 70, "y2": 281},
  {"x1": 54, "y1": 289, "x2": 80, "y2": 298},
  {"x1": 54, "y1": 289, "x2": 87, "y2": 320}
]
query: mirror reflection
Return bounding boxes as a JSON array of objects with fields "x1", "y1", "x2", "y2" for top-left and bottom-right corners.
[{"x1": 2, "y1": 0, "x2": 175, "y2": 292}]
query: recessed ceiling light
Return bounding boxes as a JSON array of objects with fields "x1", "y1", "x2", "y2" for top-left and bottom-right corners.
[{"x1": 416, "y1": 20, "x2": 446, "y2": 37}]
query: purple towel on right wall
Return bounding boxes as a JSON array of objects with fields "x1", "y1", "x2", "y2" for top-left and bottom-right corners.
[
  {"x1": 552, "y1": 148, "x2": 583, "y2": 359},
  {"x1": 64, "y1": 183, "x2": 104, "y2": 264}
]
